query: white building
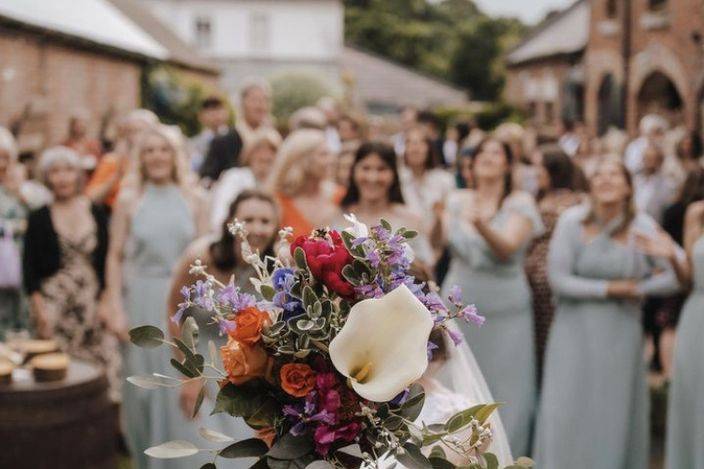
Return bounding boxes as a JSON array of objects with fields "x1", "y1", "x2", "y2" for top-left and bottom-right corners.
[{"x1": 142, "y1": 0, "x2": 344, "y2": 100}]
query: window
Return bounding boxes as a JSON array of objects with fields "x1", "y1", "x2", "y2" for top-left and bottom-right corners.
[
  {"x1": 249, "y1": 12, "x2": 270, "y2": 52},
  {"x1": 605, "y1": 0, "x2": 617, "y2": 18},
  {"x1": 194, "y1": 16, "x2": 212, "y2": 48},
  {"x1": 648, "y1": 0, "x2": 667, "y2": 11}
]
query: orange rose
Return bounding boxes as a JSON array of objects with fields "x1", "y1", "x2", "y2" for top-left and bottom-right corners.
[
  {"x1": 221, "y1": 337, "x2": 272, "y2": 385},
  {"x1": 230, "y1": 307, "x2": 271, "y2": 345},
  {"x1": 280, "y1": 363, "x2": 316, "y2": 397}
]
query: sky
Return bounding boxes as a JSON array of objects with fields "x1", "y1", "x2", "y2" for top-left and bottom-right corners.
[{"x1": 473, "y1": 0, "x2": 575, "y2": 24}]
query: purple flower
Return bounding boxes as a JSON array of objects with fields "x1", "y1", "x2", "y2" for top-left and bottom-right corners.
[
  {"x1": 448, "y1": 285, "x2": 462, "y2": 305},
  {"x1": 351, "y1": 237, "x2": 368, "y2": 248},
  {"x1": 283, "y1": 393, "x2": 336, "y2": 436},
  {"x1": 171, "y1": 286, "x2": 191, "y2": 324},
  {"x1": 218, "y1": 283, "x2": 256, "y2": 312},
  {"x1": 193, "y1": 280, "x2": 214, "y2": 311},
  {"x1": 355, "y1": 283, "x2": 384, "y2": 299},
  {"x1": 390, "y1": 388, "x2": 410, "y2": 406},
  {"x1": 459, "y1": 304, "x2": 485, "y2": 327},
  {"x1": 447, "y1": 327, "x2": 463, "y2": 346},
  {"x1": 366, "y1": 249, "x2": 382, "y2": 268},
  {"x1": 217, "y1": 318, "x2": 236, "y2": 335},
  {"x1": 419, "y1": 292, "x2": 449, "y2": 314},
  {"x1": 371, "y1": 225, "x2": 391, "y2": 242},
  {"x1": 427, "y1": 340, "x2": 439, "y2": 361},
  {"x1": 272, "y1": 268, "x2": 295, "y2": 290}
]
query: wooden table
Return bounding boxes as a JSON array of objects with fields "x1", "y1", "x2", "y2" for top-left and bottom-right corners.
[{"x1": 0, "y1": 359, "x2": 117, "y2": 468}]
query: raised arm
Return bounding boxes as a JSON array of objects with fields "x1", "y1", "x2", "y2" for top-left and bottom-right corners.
[
  {"x1": 474, "y1": 193, "x2": 542, "y2": 262},
  {"x1": 547, "y1": 210, "x2": 610, "y2": 299}
]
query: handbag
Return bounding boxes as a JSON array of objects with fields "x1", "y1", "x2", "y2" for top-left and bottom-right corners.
[{"x1": 0, "y1": 221, "x2": 22, "y2": 289}]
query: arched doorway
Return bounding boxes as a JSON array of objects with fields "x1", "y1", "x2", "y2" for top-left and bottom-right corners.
[
  {"x1": 597, "y1": 73, "x2": 622, "y2": 135},
  {"x1": 637, "y1": 71, "x2": 683, "y2": 126}
]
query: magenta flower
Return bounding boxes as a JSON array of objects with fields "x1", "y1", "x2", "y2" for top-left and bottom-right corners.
[{"x1": 313, "y1": 422, "x2": 362, "y2": 455}]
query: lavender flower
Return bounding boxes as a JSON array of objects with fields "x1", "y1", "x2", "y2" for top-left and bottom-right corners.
[
  {"x1": 448, "y1": 285, "x2": 463, "y2": 306},
  {"x1": 447, "y1": 327, "x2": 463, "y2": 346},
  {"x1": 171, "y1": 285, "x2": 191, "y2": 324},
  {"x1": 426, "y1": 341, "x2": 439, "y2": 361},
  {"x1": 459, "y1": 304, "x2": 485, "y2": 327},
  {"x1": 218, "y1": 283, "x2": 256, "y2": 312}
]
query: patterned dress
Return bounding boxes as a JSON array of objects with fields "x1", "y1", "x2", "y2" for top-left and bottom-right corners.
[
  {"x1": 0, "y1": 185, "x2": 28, "y2": 338},
  {"x1": 38, "y1": 228, "x2": 121, "y2": 400},
  {"x1": 524, "y1": 190, "x2": 582, "y2": 383}
]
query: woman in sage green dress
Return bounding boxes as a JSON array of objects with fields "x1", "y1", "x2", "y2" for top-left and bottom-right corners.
[
  {"x1": 440, "y1": 137, "x2": 544, "y2": 457},
  {"x1": 161, "y1": 190, "x2": 280, "y2": 469},
  {"x1": 102, "y1": 125, "x2": 208, "y2": 469},
  {"x1": 534, "y1": 160, "x2": 680, "y2": 469},
  {"x1": 666, "y1": 199, "x2": 704, "y2": 469}
]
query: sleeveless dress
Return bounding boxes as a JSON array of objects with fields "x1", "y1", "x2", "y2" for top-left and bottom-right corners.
[
  {"x1": 666, "y1": 236, "x2": 704, "y2": 469},
  {"x1": 440, "y1": 191, "x2": 544, "y2": 457},
  {"x1": 534, "y1": 206, "x2": 679, "y2": 469},
  {"x1": 121, "y1": 184, "x2": 197, "y2": 469},
  {"x1": 154, "y1": 265, "x2": 260, "y2": 469},
  {"x1": 39, "y1": 228, "x2": 121, "y2": 400}
]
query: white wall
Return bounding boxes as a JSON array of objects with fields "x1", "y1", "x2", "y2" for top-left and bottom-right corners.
[{"x1": 143, "y1": 0, "x2": 343, "y2": 61}]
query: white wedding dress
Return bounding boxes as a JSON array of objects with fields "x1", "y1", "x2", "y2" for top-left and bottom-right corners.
[{"x1": 382, "y1": 321, "x2": 513, "y2": 468}]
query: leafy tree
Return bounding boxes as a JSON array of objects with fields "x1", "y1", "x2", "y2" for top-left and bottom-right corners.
[{"x1": 343, "y1": 0, "x2": 528, "y2": 101}]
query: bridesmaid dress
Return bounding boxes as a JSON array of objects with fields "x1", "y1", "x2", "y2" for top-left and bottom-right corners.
[
  {"x1": 441, "y1": 191, "x2": 544, "y2": 457},
  {"x1": 534, "y1": 205, "x2": 679, "y2": 469},
  {"x1": 121, "y1": 184, "x2": 197, "y2": 469},
  {"x1": 666, "y1": 236, "x2": 704, "y2": 469},
  {"x1": 154, "y1": 264, "x2": 261, "y2": 469}
]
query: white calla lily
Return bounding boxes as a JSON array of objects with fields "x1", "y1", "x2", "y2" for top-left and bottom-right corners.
[{"x1": 329, "y1": 284, "x2": 433, "y2": 402}]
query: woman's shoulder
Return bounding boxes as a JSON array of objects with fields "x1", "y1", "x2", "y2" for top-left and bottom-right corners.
[{"x1": 504, "y1": 190, "x2": 537, "y2": 206}]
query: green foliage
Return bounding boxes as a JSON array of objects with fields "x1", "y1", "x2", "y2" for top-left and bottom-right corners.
[
  {"x1": 343, "y1": 0, "x2": 528, "y2": 100},
  {"x1": 129, "y1": 325, "x2": 165, "y2": 348},
  {"x1": 141, "y1": 65, "x2": 227, "y2": 137},
  {"x1": 473, "y1": 102, "x2": 525, "y2": 130},
  {"x1": 270, "y1": 73, "x2": 331, "y2": 126}
]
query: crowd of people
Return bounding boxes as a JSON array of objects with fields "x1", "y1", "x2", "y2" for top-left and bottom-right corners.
[{"x1": 1, "y1": 75, "x2": 704, "y2": 468}]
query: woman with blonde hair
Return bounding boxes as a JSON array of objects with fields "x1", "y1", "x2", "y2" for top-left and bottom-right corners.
[
  {"x1": 101, "y1": 124, "x2": 207, "y2": 468},
  {"x1": 268, "y1": 128, "x2": 342, "y2": 238},
  {"x1": 210, "y1": 128, "x2": 282, "y2": 230}
]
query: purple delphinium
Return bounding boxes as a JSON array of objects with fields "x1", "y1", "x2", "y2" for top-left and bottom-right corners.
[
  {"x1": 283, "y1": 392, "x2": 336, "y2": 436},
  {"x1": 193, "y1": 280, "x2": 215, "y2": 311},
  {"x1": 218, "y1": 283, "x2": 256, "y2": 312},
  {"x1": 172, "y1": 286, "x2": 191, "y2": 324},
  {"x1": 446, "y1": 327, "x2": 463, "y2": 346},
  {"x1": 272, "y1": 268, "x2": 295, "y2": 290}
]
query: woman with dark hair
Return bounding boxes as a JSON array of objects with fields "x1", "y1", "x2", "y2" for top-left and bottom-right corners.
[
  {"x1": 399, "y1": 127, "x2": 454, "y2": 233},
  {"x1": 525, "y1": 147, "x2": 584, "y2": 382},
  {"x1": 534, "y1": 159, "x2": 680, "y2": 468},
  {"x1": 162, "y1": 189, "x2": 279, "y2": 469},
  {"x1": 675, "y1": 129, "x2": 703, "y2": 174},
  {"x1": 340, "y1": 141, "x2": 434, "y2": 266},
  {"x1": 439, "y1": 137, "x2": 544, "y2": 456}
]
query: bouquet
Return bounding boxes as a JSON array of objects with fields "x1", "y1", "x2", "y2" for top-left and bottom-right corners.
[{"x1": 128, "y1": 216, "x2": 533, "y2": 469}]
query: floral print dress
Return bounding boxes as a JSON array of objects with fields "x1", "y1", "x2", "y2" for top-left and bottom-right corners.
[
  {"x1": 39, "y1": 228, "x2": 121, "y2": 401},
  {"x1": 0, "y1": 185, "x2": 28, "y2": 338}
]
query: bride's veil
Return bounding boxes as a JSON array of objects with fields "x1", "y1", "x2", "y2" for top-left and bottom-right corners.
[{"x1": 436, "y1": 320, "x2": 514, "y2": 466}]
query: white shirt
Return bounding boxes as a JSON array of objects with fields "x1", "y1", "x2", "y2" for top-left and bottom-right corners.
[
  {"x1": 209, "y1": 167, "x2": 257, "y2": 231},
  {"x1": 399, "y1": 167, "x2": 455, "y2": 230}
]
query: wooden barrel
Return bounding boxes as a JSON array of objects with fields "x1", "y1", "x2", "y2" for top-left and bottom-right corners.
[{"x1": 0, "y1": 359, "x2": 117, "y2": 469}]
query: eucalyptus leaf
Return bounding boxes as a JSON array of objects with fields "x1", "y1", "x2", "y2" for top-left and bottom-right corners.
[
  {"x1": 402, "y1": 230, "x2": 418, "y2": 239},
  {"x1": 245, "y1": 399, "x2": 278, "y2": 429},
  {"x1": 170, "y1": 358, "x2": 198, "y2": 378},
  {"x1": 126, "y1": 374, "x2": 180, "y2": 390},
  {"x1": 428, "y1": 446, "x2": 446, "y2": 460},
  {"x1": 429, "y1": 457, "x2": 455, "y2": 469},
  {"x1": 267, "y1": 433, "x2": 314, "y2": 460},
  {"x1": 305, "y1": 461, "x2": 335, "y2": 469},
  {"x1": 380, "y1": 219, "x2": 392, "y2": 231},
  {"x1": 212, "y1": 381, "x2": 265, "y2": 417},
  {"x1": 129, "y1": 325, "x2": 165, "y2": 348},
  {"x1": 396, "y1": 443, "x2": 432, "y2": 469},
  {"x1": 294, "y1": 247, "x2": 308, "y2": 271},
  {"x1": 444, "y1": 404, "x2": 484, "y2": 433},
  {"x1": 399, "y1": 384, "x2": 425, "y2": 421},
  {"x1": 181, "y1": 316, "x2": 199, "y2": 350},
  {"x1": 483, "y1": 453, "x2": 499, "y2": 469},
  {"x1": 267, "y1": 457, "x2": 313, "y2": 469},
  {"x1": 475, "y1": 403, "x2": 502, "y2": 425},
  {"x1": 200, "y1": 464, "x2": 217, "y2": 469},
  {"x1": 219, "y1": 438, "x2": 269, "y2": 459},
  {"x1": 198, "y1": 426, "x2": 235, "y2": 443},
  {"x1": 192, "y1": 385, "x2": 206, "y2": 419},
  {"x1": 144, "y1": 440, "x2": 199, "y2": 459},
  {"x1": 260, "y1": 285, "x2": 276, "y2": 301}
]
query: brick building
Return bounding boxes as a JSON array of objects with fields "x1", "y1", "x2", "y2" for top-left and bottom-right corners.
[
  {"x1": 0, "y1": 0, "x2": 219, "y2": 151},
  {"x1": 505, "y1": 0, "x2": 704, "y2": 136}
]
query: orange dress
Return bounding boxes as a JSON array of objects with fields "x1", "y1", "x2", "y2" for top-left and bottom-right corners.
[
  {"x1": 277, "y1": 186, "x2": 345, "y2": 239},
  {"x1": 85, "y1": 153, "x2": 123, "y2": 208}
]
